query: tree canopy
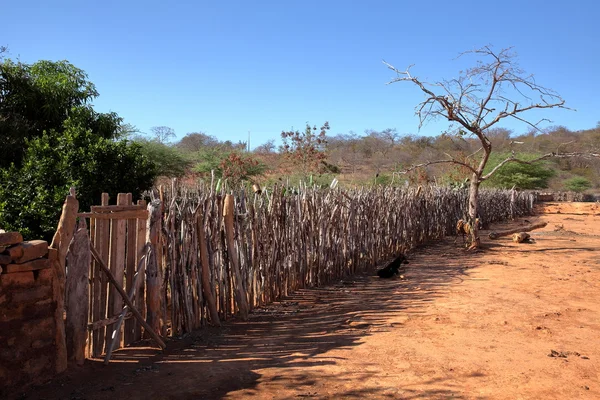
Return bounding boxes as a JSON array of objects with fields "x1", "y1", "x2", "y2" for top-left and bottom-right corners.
[{"x1": 0, "y1": 58, "x2": 158, "y2": 240}]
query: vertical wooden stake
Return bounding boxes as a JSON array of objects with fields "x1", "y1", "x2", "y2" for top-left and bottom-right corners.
[
  {"x1": 146, "y1": 200, "x2": 164, "y2": 337},
  {"x1": 65, "y1": 218, "x2": 90, "y2": 365},
  {"x1": 196, "y1": 209, "x2": 220, "y2": 326},
  {"x1": 105, "y1": 193, "x2": 128, "y2": 350},
  {"x1": 223, "y1": 194, "x2": 249, "y2": 320},
  {"x1": 50, "y1": 189, "x2": 79, "y2": 373}
]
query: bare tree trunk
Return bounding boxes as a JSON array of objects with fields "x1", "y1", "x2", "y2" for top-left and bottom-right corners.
[{"x1": 468, "y1": 173, "x2": 481, "y2": 248}]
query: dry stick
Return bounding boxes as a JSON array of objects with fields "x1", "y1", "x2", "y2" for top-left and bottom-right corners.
[
  {"x1": 104, "y1": 248, "x2": 147, "y2": 364},
  {"x1": 488, "y1": 221, "x2": 548, "y2": 239},
  {"x1": 49, "y1": 189, "x2": 79, "y2": 374},
  {"x1": 90, "y1": 244, "x2": 166, "y2": 349},
  {"x1": 89, "y1": 312, "x2": 132, "y2": 331},
  {"x1": 223, "y1": 194, "x2": 249, "y2": 320},
  {"x1": 65, "y1": 218, "x2": 90, "y2": 366},
  {"x1": 196, "y1": 208, "x2": 221, "y2": 326}
]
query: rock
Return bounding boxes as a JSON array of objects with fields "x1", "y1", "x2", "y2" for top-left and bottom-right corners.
[
  {"x1": 3, "y1": 258, "x2": 50, "y2": 274},
  {"x1": 0, "y1": 232, "x2": 23, "y2": 247},
  {"x1": 11, "y1": 240, "x2": 49, "y2": 263}
]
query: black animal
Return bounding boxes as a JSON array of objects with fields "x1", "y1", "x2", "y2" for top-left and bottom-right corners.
[{"x1": 377, "y1": 254, "x2": 409, "y2": 278}]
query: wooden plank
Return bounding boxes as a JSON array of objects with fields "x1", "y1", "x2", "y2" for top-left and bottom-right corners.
[
  {"x1": 134, "y1": 199, "x2": 147, "y2": 341},
  {"x1": 91, "y1": 204, "x2": 146, "y2": 213},
  {"x1": 65, "y1": 219, "x2": 90, "y2": 365},
  {"x1": 124, "y1": 193, "x2": 136, "y2": 346},
  {"x1": 146, "y1": 200, "x2": 163, "y2": 338},
  {"x1": 105, "y1": 193, "x2": 128, "y2": 351},
  {"x1": 78, "y1": 210, "x2": 148, "y2": 220},
  {"x1": 93, "y1": 193, "x2": 110, "y2": 357},
  {"x1": 87, "y1": 214, "x2": 96, "y2": 358}
]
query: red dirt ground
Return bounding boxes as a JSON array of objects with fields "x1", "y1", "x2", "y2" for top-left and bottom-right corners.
[{"x1": 16, "y1": 202, "x2": 600, "y2": 400}]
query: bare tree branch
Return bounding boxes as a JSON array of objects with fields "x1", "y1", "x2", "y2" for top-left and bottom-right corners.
[
  {"x1": 398, "y1": 158, "x2": 478, "y2": 175},
  {"x1": 385, "y1": 45, "x2": 575, "y2": 248}
]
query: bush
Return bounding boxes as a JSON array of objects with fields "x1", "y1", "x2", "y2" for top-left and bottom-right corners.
[
  {"x1": 0, "y1": 123, "x2": 157, "y2": 241},
  {"x1": 133, "y1": 138, "x2": 190, "y2": 177},
  {"x1": 483, "y1": 153, "x2": 555, "y2": 189},
  {"x1": 563, "y1": 177, "x2": 592, "y2": 192}
]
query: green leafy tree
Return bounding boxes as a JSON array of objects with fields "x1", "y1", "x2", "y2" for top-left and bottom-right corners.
[
  {"x1": 483, "y1": 153, "x2": 555, "y2": 189},
  {"x1": 564, "y1": 177, "x2": 592, "y2": 192},
  {"x1": 0, "y1": 58, "x2": 159, "y2": 239},
  {"x1": 0, "y1": 59, "x2": 103, "y2": 167},
  {"x1": 133, "y1": 138, "x2": 190, "y2": 177},
  {"x1": 0, "y1": 121, "x2": 156, "y2": 240}
]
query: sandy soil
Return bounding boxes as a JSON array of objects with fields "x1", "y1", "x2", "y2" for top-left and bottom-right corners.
[{"x1": 17, "y1": 202, "x2": 600, "y2": 400}]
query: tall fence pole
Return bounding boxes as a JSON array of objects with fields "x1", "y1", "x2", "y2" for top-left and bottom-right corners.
[{"x1": 50, "y1": 189, "x2": 79, "y2": 373}]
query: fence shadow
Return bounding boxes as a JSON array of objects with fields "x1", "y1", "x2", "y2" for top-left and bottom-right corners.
[{"x1": 22, "y1": 239, "x2": 485, "y2": 400}]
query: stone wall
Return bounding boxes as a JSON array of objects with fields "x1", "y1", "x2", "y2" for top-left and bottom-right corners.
[{"x1": 0, "y1": 232, "x2": 58, "y2": 397}]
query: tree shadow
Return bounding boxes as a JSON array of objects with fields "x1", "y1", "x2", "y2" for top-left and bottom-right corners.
[{"x1": 20, "y1": 240, "x2": 487, "y2": 400}]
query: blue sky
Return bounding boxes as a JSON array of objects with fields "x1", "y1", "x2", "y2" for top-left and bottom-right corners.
[{"x1": 2, "y1": 0, "x2": 599, "y2": 148}]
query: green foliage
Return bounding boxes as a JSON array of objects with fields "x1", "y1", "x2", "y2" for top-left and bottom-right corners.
[
  {"x1": 563, "y1": 177, "x2": 592, "y2": 192},
  {"x1": 195, "y1": 148, "x2": 266, "y2": 183},
  {"x1": 0, "y1": 122, "x2": 157, "y2": 241},
  {"x1": 0, "y1": 58, "x2": 159, "y2": 240},
  {"x1": 0, "y1": 59, "x2": 103, "y2": 167},
  {"x1": 133, "y1": 138, "x2": 190, "y2": 177},
  {"x1": 483, "y1": 153, "x2": 555, "y2": 189}
]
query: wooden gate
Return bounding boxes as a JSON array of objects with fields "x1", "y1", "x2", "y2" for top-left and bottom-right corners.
[{"x1": 78, "y1": 193, "x2": 148, "y2": 358}]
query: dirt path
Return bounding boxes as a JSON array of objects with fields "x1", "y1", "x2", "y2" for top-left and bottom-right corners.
[{"x1": 19, "y1": 203, "x2": 600, "y2": 400}]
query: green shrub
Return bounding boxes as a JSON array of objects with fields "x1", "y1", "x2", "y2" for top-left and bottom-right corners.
[{"x1": 563, "y1": 177, "x2": 592, "y2": 192}]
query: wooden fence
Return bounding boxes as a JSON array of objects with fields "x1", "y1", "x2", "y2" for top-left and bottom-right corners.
[
  {"x1": 77, "y1": 193, "x2": 149, "y2": 358},
  {"x1": 152, "y1": 184, "x2": 535, "y2": 336},
  {"x1": 65, "y1": 185, "x2": 535, "y2": 357}
]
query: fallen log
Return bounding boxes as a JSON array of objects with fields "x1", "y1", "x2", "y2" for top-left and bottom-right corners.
[{"x1": 489, "y1": 222, "x2": 547, "y2": 240}]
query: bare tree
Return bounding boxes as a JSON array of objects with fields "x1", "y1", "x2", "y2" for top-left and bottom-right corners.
[
  {"x1": 254, "y1": 139, "x2": 276, "y2": 154},
  {"x1": 385, "y1": 46, "x2": 571, "y2": 248},
  {"x1": 176, "y1": 132, "x2": 220, "y2": 152},
  {"x1": 150, "y1": 126, "x2": 176, "y2": 144}
]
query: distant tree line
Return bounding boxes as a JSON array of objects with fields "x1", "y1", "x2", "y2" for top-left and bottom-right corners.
[{"x1": 1, "y1": 51, "x2": 598, "y2": 240}]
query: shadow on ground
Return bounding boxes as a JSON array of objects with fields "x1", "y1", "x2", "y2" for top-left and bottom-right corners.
[{"x1": 19, "y1": 240, "x2": 485, "y2": 400}]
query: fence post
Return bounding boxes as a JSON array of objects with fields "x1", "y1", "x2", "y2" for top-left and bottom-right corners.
[
  {"x1": 65, "y1": 218, "x2": 90, "y2": 365},
  {"x1": 223, "y1": 194, "x2": 249, "y2": 320},
  {"x1": 196, "y1": 208, "x2": 220, "y2": 326},
  {"x1": 145, "y1": 200, "x2": 164, "y2": 336},
  {"x1": 49, "y1": 189, "x2": 79, "y2": 373}
]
